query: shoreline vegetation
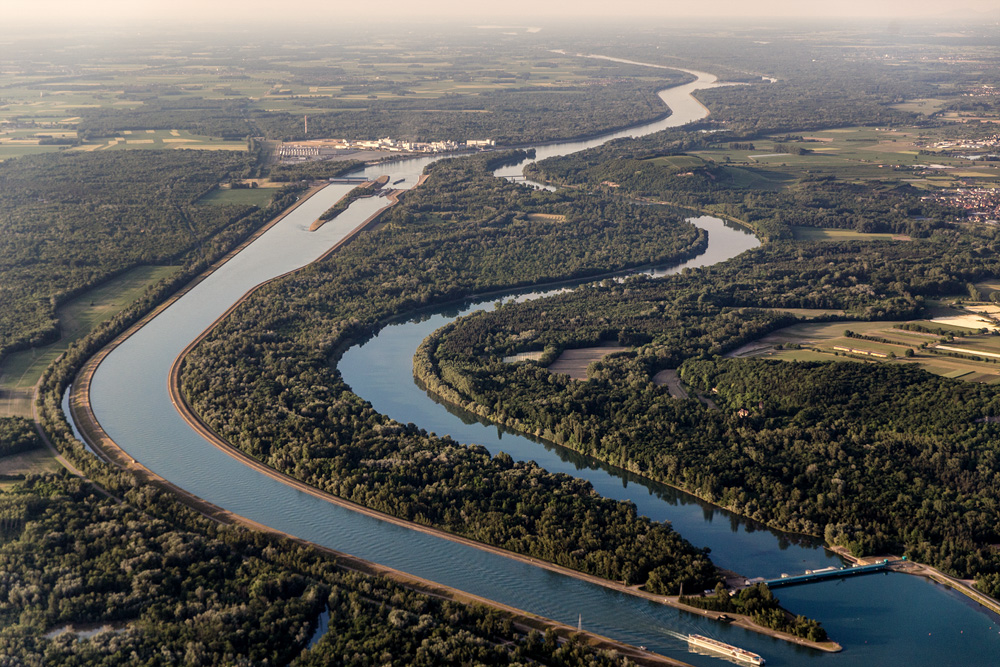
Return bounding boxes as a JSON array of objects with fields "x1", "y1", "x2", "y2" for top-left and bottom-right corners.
[
  {"x1": 63, "y1": 183, "x2": 693, "y2": 667},
  {"x1": 412, "y1": 308, "x2": 1000, "y2": 639},
  {"x1": 66, "y1": 180, "x2": 840, "y2": 656},
  {"x1": 7, "y1": 23, "x2": 1000, "y2": 664},
  {"x1": 179, "y1": 149, "x2": 724, "y2": 588},
  {"x1": 415, "y1": 232, "x2": 995, "y2": 608},
  {"x1": 310, "y1": 175, "x2": 391, "y2": 231},
  {"x1": 24, "y1": 71, "x2": 739, "y2": 662}
]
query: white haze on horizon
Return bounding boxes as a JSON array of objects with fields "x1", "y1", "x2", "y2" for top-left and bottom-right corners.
[{"x1": 5, "y1": 0, "x2": 999, "y2": 29}]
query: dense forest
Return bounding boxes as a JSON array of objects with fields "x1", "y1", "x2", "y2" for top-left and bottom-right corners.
[
  {"x1": 0, "y1": 150, "x2": 277, "y2": 362},
  {"x1": 76, "y1": 100, "x2": 257, "y2": 142},
  {"x1": 416, "y1": 229, "x2": 1000, "y2": 597},
  {"x1": 525, "y1": 146, "x2": 958, "y2": 241},
  {"x1": 681, "y1": 583, "x2": 827, "y2": 642},
  {"x1": 0, "y1": 475, "x2": 630, "y2": 665},
  {"x1": 317, "y1": 182, "x2": 378, "y2": 223},
  {"x1": 177, "y1": 151, "x2": 719, "y2": 594},
  {"x1": 75, "y1": 77, "x2": 691, "y2": 146},
  {"x1": 252, "y1": 80, "x2": 689, "y2": 144},
  {"x1": 3, "y1": 153, "x2": 646, "y2": 664},
  {"x1": 0, "y1": 417, "x2": 42, "y2": 459},
  {"x1": 531, "y1": 153, "x2": 956, "y2": 237}
]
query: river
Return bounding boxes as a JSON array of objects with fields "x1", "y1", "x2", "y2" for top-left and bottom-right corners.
[{"x1": 82, "y1": 64, "x2": 1000, "y2": 666}]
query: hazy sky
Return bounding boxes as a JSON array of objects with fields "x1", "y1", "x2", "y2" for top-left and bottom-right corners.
[{"x1": 8, "y1": 0, "x2": 1000, "y2": 27}]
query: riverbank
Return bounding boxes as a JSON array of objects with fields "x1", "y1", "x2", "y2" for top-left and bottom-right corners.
[
  {"x1": 414, "y1": 334, "x2": 851, "y2": 652},
  {"x1": 666, "y1": 595, "x2": 842, "y2": 653},
  {"x1": 67, "y1": 183, "x2": 697, "y2": 667},
  {"x1": 68, "y1": 60, "x2": 853, "y2": 660},
  {"x1": 52, "y1": 182, "x2": 327, "y2": 475},
  {"x1": 70, "y1": 162, "x2": 831, "y2": 659},
  {"x1": 413, "y1": 322, "x2": 1000, "y2": 635},
  {"x1": 828, "y1": 546, "x2": 1000, "y2": 617},
  {"x1": 154, "y1": 205, "x2": 832, "y2": 656},
  {"x1": 168, "y1": 366, "x2": 841, "y2": 654}
]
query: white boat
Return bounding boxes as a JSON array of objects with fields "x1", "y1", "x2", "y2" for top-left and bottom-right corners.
[{"x1": 687, "y1": 634, "x2": 765, "y2": 665}]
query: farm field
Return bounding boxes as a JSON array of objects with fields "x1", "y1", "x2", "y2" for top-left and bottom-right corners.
[
  {"x1": 891, "y1": 98, "x2": 950, "y2": 115},
  {"x1": 936, "y1": 336, "x2": 1000, "y2": 355},
  {"x1": 729, "y1": 316, "x2": 1000, "y2": 384},
  {"x1": 0, "y1": 128, "x2": 248, "y2": 160},
  {"x1": 690, "y1": 125, "x2": 1000, "y2": 190},
  {"x1": 0, "y1": 448, "x2": 61, "y2": 478},
  {"x1": 548, "y1": 345, "x2": 630, "y2": 380},
  {"x1": 645, "y1": 154, "x2": 707, "y2": 169},
  {"x1": 76, "y1": 130, "x2": 248, "y2": 153},
  {"x1": 790, "y1": 226, "x2": 905, "y2": 241},
  {"x1": 0, "y1": 38, "x2": 689, "y2": 153},
  {"x1": 198, "y1": 187, "x2": 276, "y2": 207}
]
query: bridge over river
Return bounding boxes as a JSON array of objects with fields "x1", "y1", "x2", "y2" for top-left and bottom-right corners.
[{"x1": 757, "y1": 560, "x2": 899, "y2": 589}]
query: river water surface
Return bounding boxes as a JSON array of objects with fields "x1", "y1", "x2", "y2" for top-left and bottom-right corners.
[{"x1": 84, "y1": 64, "x2": 1000, "y2": 666}]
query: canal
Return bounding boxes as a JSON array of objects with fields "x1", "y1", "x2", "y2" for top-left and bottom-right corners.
[{"x1": 83, "y1": 63, "x2": 1000, "y2": 666}]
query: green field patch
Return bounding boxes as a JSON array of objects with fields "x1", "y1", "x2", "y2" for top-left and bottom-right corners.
[
  {"x1": 791, "y1": 226, "x2": 900, "y2": 241},
  {"x1": 913, "y1": 363, "x2": 951, "y2": 375},
  {"x1": 645, "y1": 154, "x2": 705, "y2": 170},
  {"x1": 0, "y1": 265, "x2": 182, "y2": 404},
  {"x1": 68, "y1": 130, "x2": 248, "y2": 153},
  {"x1": 198, "y1": 187, "x2": 275, "y2": 207},
  {"x1": 941, "y1": 336, "x2": 1000, "y2": 355},
  {"x1": 975, "y1": 280, "x2": 1000, "y2": 296},
  {"x1": 892, "y1": 98, "x2": 949, "y2": 115},
  {"x1": 525, "y1": 213, "x2": 567, "y2": 222},
  {"x1": 952, "y1": 170, "x2": 999, "y2": 179},
  {"x1": 768, "y1": 349, "x2": 846, "y2": 363},
  {"x1": 761, "y1": 335, "x2": 1000, "y2": 385},
  {"x1": 0, "y1": 144, "x2": 68, "y2": 160},
  {"x1": 819, "y1": 338, "x2": 909, "y2": 357},
  {"x1": 890, "y1": 328, "x2": 945, "y2": 341},
  {"x1": 0, "y1": 448, "x2": 61, "y2": 476},
  {"x1": 770, "y1": 319, "x2": 899, "y2": 342},
  {"x1": 874, "y1": 331, "x2": 937, "y2": 346},
  {"x1": 712, "y1": 165, "x2": 795, "y2": 189},
  {"x1": 907, "y1": 319, "x2": 979, "y2": 335}
]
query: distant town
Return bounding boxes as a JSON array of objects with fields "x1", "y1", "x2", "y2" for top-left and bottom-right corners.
[
  {"x1": 927, "y1": 133, "x2": 1000, "y2": 158},
  {"x1": 923, "y1": 187, "x2": 1000, "y2": 223}
]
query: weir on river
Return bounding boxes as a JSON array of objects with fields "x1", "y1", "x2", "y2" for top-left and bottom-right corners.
[{"x1": 78, "y1": 61, "x2": 1000, "y2": 667}]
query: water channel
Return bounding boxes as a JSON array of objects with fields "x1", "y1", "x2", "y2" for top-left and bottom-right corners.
[{"x1": 82, "y1": 64, "x2": 1000, "y2": 665}]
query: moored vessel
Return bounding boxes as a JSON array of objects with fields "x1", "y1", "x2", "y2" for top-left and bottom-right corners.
[{"x1": 687, "y1": 634, "x2": 765, "y2": 665}]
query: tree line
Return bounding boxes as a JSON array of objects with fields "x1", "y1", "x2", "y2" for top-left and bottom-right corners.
[
  {"x1": 416, "y1": 228, "x2": 1000, "y2": 599},
  {"x1": 12, "y1": 152, "x2": 635, "y2": 664},
  {"x1": 178, "y1": 151, "x2": 719, "y2": 594},
  {"x1": 0, "y1": 150, "x2": 272, "y2": 363},
  {"x1": 0, "y1": 475, "x2": 629, "y2": 665}
]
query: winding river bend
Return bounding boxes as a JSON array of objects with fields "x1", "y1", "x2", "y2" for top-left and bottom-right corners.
[{"x1": 81, "y1": 64, "x2": 1000, "y2": 666}]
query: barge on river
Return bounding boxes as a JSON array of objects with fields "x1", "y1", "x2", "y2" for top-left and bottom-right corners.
[{"x1": 687, "y1": 634, "x2": 764, "y2": 665}]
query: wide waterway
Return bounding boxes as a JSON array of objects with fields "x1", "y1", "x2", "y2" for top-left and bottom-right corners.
[{"x1": 83, "y1": 63, "x2": 1000, "y2": 666}]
